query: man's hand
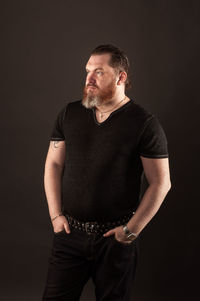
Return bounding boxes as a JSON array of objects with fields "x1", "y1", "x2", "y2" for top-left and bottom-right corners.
[
  {"x1": 52, "y1": 215, "x2": 71, "y2": 234},
  {"x1": 103, "y1": 225, "x2": 135, "y2": 244}
]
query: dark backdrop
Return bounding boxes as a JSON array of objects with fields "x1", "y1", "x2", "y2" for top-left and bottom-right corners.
[{"x1": 1, "y1": 0, "x2": 199, "y2": 300}]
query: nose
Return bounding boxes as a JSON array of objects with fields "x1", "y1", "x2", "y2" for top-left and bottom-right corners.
[{"x1": 86, "y1": 72, "x2": 96, "y2": 86}]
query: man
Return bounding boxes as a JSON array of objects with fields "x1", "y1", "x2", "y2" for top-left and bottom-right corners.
[{"x1": 42, "y1": 44, "x2": 171, "y2": 301}]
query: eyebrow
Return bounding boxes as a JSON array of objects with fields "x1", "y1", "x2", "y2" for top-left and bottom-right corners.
[{"x1": 85, "y1": 67, "x2": 104, "y2": 71}]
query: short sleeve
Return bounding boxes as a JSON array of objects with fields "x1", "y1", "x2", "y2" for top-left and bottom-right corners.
[
  {"x1": 138, "y1": 115, "x2": 169, "y2": 158},
  {"x1": 50, "y1": 105, "x2": 67, "y2": 141}
]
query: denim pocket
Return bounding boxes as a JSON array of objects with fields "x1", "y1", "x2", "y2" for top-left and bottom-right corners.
[
  {"x1": 54, "y1": 229, "x2": 66, "y2": 235},
  {"x1": 113, "y1": 235, "x2": 135, "y2": 247}
]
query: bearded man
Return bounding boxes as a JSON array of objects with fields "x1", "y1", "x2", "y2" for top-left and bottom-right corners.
[{"x1": 42, "y1": 44, "x2": 171, "y2": 301}]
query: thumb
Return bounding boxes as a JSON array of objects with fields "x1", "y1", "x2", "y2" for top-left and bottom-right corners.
[
  {"x1": 64, "y1": 222, "x2": 71, "y2": 233},
  {"x1": 103, "y1": 229, "x2": 115, "y2": 237}
]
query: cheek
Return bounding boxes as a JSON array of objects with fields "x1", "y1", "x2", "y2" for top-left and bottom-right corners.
[
  {"x1": 99, "y1": 77, "x2": 110, "y2": 86},
  {"x1": 104, "y1": 78, "x2": 116, "y2": 89}
]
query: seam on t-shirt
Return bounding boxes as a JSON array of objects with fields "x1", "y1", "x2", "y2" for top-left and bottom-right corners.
[
  {"x1": 62, "y1": 102, "x2": 70, "y2": 123},
  {"x1": 60, "y1": 102, "x2": 70, "y2": 140},
  {"x1": 50, "y1": 137, "x2": 65, "y2": 141},
  {"x1": 49, "y1": 103, "x2": 70, "y2": 141},
  {"x1": 140, "y1": 153, "x2": 169, "y2": 158}
]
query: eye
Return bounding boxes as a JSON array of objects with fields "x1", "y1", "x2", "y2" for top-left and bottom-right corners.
[{"x1": 96, "y1": 71, "x2": 103, "y2": 75}]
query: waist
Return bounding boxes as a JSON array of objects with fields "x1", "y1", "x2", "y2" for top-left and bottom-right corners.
[{"x1": 64, "y1": 211, "x2": 135, "y2": 235}]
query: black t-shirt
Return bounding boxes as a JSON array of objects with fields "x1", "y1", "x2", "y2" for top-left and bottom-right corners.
[{"x1": 50, "y1": 99, "x2": 169, "y2": 222}]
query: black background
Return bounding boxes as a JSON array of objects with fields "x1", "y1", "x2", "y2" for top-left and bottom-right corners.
[{"x1": 1, "y1": 0, "x2": 199, "y2": 300}]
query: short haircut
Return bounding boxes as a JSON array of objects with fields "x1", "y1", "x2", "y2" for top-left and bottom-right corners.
[{"x1": 90, "y1": 44, "x2": 131, "y2": 90}]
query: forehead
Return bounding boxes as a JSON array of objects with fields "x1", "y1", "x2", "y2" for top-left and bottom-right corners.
[{"x1": 86, "y1": 53, "x2": 113, "y2": 70}]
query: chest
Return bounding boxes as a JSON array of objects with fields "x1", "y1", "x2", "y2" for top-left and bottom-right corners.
[
  {"x1": 63, "y1": 111, "x2": 143, "y2": 161},
  {"x1": 95, "y1": 111, "x2": 111, "y2": 123}
]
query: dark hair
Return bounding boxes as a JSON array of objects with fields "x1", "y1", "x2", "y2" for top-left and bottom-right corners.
[{"x1": 91, "y1": 44, "x2": 131, "y2": 90}]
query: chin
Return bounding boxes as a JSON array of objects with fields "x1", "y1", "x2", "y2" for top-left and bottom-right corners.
[
  {"x1": 82, "y1": 88, "x2": 102, "y2": 108},
  {"x1": 82, "y1": 96, "x2": 100, "y2": 109}
]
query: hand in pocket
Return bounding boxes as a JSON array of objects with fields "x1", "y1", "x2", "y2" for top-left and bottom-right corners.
[{"x1": 52, "y1": 215, "x2": 71, "y2": 234}]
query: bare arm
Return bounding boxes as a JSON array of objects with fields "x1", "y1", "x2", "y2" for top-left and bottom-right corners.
[
  {"x1": 127, "y1": 157, "x2": 171, "y2": 235},
  {"x1": 44, "y1": 140, "x2": 70, "y2": 233}
]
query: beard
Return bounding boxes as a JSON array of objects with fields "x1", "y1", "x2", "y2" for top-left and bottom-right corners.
[{"x1": 81, "y1": 80, "x2": 117, "y2": 109}]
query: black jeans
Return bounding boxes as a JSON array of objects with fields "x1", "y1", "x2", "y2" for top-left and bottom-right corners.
[{"x1": 42, "y1": 227, "x2": 139, "y2": 301}]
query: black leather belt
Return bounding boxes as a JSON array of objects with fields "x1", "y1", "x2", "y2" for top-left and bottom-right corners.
[{"x1": 65, "y1": 212, "x2": 134, "y2": 235}]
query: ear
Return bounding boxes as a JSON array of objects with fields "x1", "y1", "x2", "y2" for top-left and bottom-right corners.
[{"x1": 117, "y1": 71, "x2": 127, "y2": 86}]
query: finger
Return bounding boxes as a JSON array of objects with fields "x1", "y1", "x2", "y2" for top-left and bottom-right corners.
[
  {"x1": 64, "y1": 222, "x2": 71, "y2": 233},
  {"x1": 118, "y1": 239, "x2": 132, "y2": 245},
  {"x1": 124, "y1": 240, "x2": 133, "y2": 244},
  {"x1": 103, "y1": 229, "x2": 115, "y2": 237}
]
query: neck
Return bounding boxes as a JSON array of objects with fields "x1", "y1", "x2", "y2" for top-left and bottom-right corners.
[{"x1": 96, "y1": 94, "x2": 127, "y2": 112}]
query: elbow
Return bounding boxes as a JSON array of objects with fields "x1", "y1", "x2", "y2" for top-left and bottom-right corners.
[
  {"x1": 166, "y1": 179, "x2": 172, "y2": 191},
  {"x1": 150, "y1": 179, "x2": 172, "y2": 193},
  {"x1": 161, "y1": 180, "x2": 171, "y2": 195},
  {"x1": 161, "y1": 178, "x2": 171, "y2": 193}
]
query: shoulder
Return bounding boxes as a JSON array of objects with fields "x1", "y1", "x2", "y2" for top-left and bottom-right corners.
[
  {"x1": 66, "y1": 99, "x2": 85, "y2": 111},
  {"x1": 58, "y1": 100, "x2": 82, "y2": 110},
  {"x1": 127, "y1": 100, "x2": 154, "y2": 127},
  {"x1": 65, "y1": 99, "x2": 88, "y2": 119},
  {"x1": 67, "y1": 99, "x2": 82, "y2": 108},
  {"x1": 131, "y1": 100, "x2": 153, "y2": 118},
  {"x1": 57, "y1": 100, "x2": 83, "y2": 117},
  {"x1": 132, "y1": 102, "x2": 166, "y2": 135}
]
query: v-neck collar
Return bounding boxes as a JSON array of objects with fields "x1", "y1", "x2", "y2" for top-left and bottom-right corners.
[{"x1": 91, "y1": 98, "x2": 134, "y2": 126}]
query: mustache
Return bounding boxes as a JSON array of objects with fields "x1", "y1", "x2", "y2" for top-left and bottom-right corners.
[{"x1": 86, "y1": 83, "x2": 98, "y2": 88}]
